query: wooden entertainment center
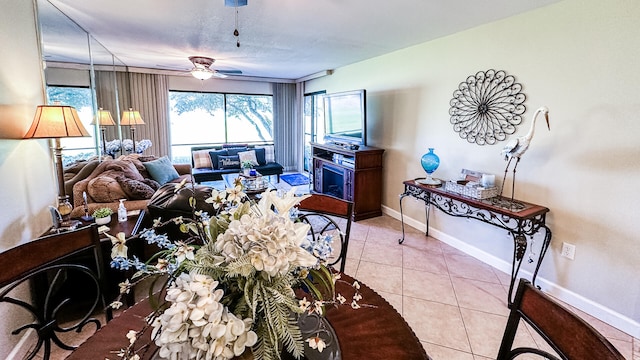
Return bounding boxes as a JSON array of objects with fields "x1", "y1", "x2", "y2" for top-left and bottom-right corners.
[{"x1": 311, "y1": 142, "x2": 384, "y2": 221}]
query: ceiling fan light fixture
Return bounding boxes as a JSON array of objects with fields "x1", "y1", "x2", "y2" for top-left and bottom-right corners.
[{"x1": 191, "y1": 67, "x2": 214, "y2": 80}]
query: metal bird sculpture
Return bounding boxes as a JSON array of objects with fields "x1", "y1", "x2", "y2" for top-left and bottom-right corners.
[{"x1": 499, "y1": 106, "x2": 550, "y2": 205}]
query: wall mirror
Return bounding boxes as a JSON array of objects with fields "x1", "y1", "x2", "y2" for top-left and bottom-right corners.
[{"x1": 37, "y1": 0, "x2": 127, "y2": 164}]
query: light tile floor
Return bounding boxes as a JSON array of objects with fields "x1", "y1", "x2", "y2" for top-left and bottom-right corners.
[{"x1": 346, "y1": 215, "x2": 639, "y2": 360}]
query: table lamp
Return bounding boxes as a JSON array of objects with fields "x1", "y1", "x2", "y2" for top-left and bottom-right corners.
[
  {"x1": 91, "y1": 108, "x2": 116, "y2": 155},
  {"x1": 24, "y1": 105, "x2": 91, "y2": 224},
  {"x1": 120, "y1": 108, "x2": 145, "y2": 153}
]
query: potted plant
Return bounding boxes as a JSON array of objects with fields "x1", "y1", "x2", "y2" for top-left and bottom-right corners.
[
  {"x1": 93, "y1": 207, "x2": 114, "y2": 225},
  {"x1": 242, "y1": 160, "x2": 254, "y2": 176}
]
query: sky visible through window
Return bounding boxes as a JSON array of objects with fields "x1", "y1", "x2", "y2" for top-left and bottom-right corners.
[{"x1": 169, "y1": 91, "x2": 273, "y2": 163}]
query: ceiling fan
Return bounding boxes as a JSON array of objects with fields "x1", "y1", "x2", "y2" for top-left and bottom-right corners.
[{"x1": 188, "y1": 56, "x2": 242, "y2": 80}]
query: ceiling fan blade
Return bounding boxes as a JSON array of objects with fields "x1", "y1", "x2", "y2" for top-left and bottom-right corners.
[
  {"x1": 213, "y1": 72, "x2": 228, "y2": 79},
  {"x1": 157, "y1": 64, "x2": 190, "y2": 71},
  {"x1": 216, "y1": 69, "x2": 243, "y2": 75}
]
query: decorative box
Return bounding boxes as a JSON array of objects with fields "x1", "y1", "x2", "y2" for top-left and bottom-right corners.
[
  {"x1": 444, "y1": 181, "x2": 498, "y2": 199},
  {"x1": 444, "y1": 168, "x2": 499, "y2": 199}
]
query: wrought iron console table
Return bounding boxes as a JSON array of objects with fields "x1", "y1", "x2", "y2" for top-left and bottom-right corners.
[{"x1": 398, "y1": 179, "x2": 552, "y2": 305}]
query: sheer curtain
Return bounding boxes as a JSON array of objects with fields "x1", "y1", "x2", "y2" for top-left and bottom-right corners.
[
  {"x1": 273, "y1": 82, "x2": 304, "y2": 172},
  {"x1": 95, "y1": 70, "x2": 170, "y2": 157}
]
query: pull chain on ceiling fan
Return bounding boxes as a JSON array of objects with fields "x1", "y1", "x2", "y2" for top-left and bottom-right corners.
[
  {"x1": 225, "y1": 0, "x2": 247, "y2": 47},
  {"x1": 234, "y1": 2, "x2": 240, "y2": 47},
  {"x1": 187, "y1": 1, "x2": 247, "y2": 80}
]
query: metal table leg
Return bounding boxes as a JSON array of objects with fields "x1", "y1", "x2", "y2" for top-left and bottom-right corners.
[
  {"x1": 507, "y1": 231, "x2": 528, "y2": 305},
  {"x1": 425, "y1": 198, "x2": 431, "y2": 237},
  {"x1": 531, "y1": 226, "x2": 552, "y2": 285},
  {"x1": 506, "y1": 225, "x2": 553, "y2": 306},
  {"x1": 399, "y1": 185, "x2": 432, "y2": 244},
  {"x1": 398, "y1": 192, "x2": 409, "y2": 244}
]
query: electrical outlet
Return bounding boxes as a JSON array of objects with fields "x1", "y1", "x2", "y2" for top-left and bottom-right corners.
[{"x1": 561, "y1": 242, "x2": 576, "y2": 260}]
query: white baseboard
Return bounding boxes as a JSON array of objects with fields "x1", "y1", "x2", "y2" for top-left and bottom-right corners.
[{"x1": 381, "y1": 205, "x2": 640, "y2": 339}]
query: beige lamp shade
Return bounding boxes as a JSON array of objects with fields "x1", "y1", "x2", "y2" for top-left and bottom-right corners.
[
  {"x1": 23, "y1": 105, "x2": 91, "y2": 219},
  {"x1": 24, "y1": 105, "x2": 91, "y2": 138},
  {"x1": 91, "y1": 108, "x2": 116, "y2": 155},
  {"x1": 120, "y1": 108, "x2": 145, "y2": 126},
  {"x1": 91, "y1": 108, "x2": 116, "y2": 126}
]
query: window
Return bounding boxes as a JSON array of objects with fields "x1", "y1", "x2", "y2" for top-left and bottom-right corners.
[
  {"x1": 303, "y1": 91, "x2": 325, "y2": 172},
  {"x1": 169, "y1": 91, "x2": 273, "y2": 163},
  {"x1": 46, "y1": 86, "x2": 98, "y2": 165},
  {"x1": 226, "y1": 94, "x2": 273, "y2": 143}
]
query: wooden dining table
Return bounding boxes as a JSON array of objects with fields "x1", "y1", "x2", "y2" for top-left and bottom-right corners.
[{"x1": 67, "y1": 273, "x2": 430, "y2": 360}]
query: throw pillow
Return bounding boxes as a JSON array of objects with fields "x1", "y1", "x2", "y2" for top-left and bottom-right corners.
[
  {"x1": 253, "y1": 147, "x2": 266, "y2": 166},
  {"x1": 209, "y1": 149, "x2": 228, "y2": 170},
  {"x1": 256, "y1": 145, "x2": 275, "y2": 163},
  {"x1": 218, "y1": 155, "x2": 241, "y2": 169},
  {"x1": 116, "y1": 175, "x2": 156, "y2": 200},
  {"x1": 143, "y1": 156, "x2": 180, "y2": 185},
  {"x1": 193, "y1": 149, "x2": 213, "y2": 169},
  {"x1": 226, "y1": 147, "x2": 248, "y2": 156},
  {"x1": 238, "y1": 150, "x2": 259, "y2": 166},
  {"x1": 87, "y1": 176, "x2": 127, "y2": 203}
]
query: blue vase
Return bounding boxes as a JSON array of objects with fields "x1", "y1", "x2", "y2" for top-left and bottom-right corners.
[{"x1": 420, "y1": 148, "x2": 441, "y2": 185}]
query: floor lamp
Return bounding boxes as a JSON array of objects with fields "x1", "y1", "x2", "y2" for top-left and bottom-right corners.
[
  {"x1": 91, "y1": 108, "x2": 116, "y2": 155},
  {"x1": 24, "y1": 105, "x2": 91, "y2": 223},
  {"x1": 120, "y1": 108, "x2": 145, "y2": 153}
]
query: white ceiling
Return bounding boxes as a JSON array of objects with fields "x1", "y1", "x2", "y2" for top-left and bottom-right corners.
[{"x1": 39, "y1": 0, "x2": 561, "y2": 81}]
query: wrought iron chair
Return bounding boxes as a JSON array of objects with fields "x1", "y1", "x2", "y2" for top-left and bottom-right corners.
[
  {"x1": 497, "y1": 278, "x2": 625, "y2": 360},
  {"x1": 296, "y1": 193, "x2": 353, "y2": 273},
  {"x1": 0, "y1": 224, "x2": 110, "y2": 360}
]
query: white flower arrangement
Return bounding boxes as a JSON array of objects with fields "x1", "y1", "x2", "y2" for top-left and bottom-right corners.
[
  {"x1": 108, "y1": 181, "x2": 364, "y2": 360},
  {"x1": 122, "y1": 139, "x2": 152, "y2": 154},
  {"x1": 104, "y1": 139, "x2": 152, "y2": 157},
  {"x1": 105, "y1": 139, "x2": 123, "y2": 157},
  {"x1": 151, "y1": 271, "x2": 257, "y2": 359}
]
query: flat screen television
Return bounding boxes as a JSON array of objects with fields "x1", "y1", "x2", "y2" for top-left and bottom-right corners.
[{"x1": 323, "y1": 89, "x2": 366, "y2": 146}]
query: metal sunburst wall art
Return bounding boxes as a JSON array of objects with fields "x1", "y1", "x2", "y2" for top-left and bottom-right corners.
[{"x1": 449, "y1": 69, "x2": 526, "y2": 145}]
